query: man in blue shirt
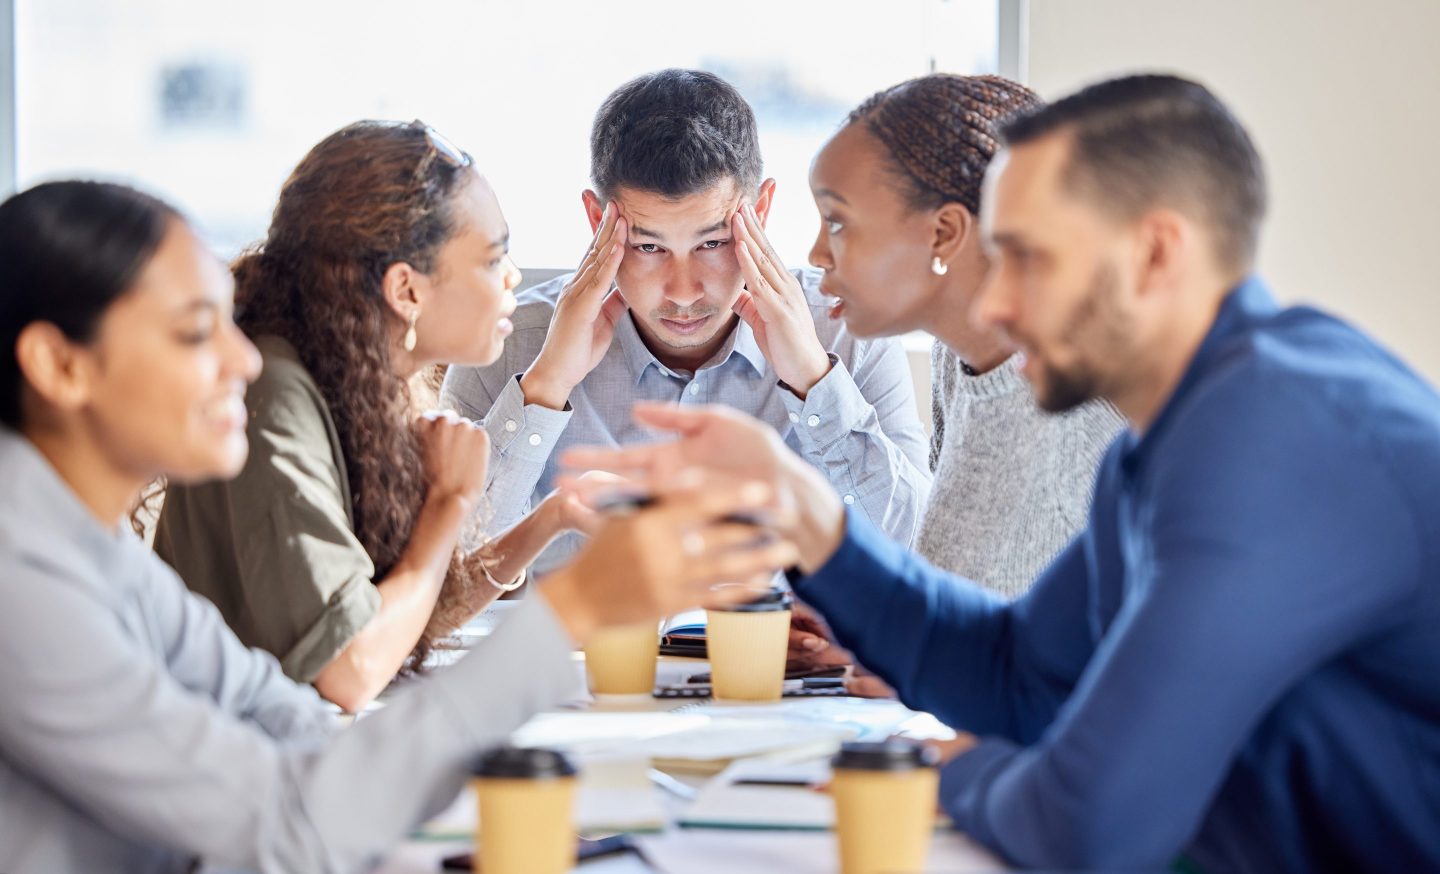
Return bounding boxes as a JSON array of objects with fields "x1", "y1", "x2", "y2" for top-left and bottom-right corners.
[
  {"x1": 441, "y1": 70, "x2": 929, "y2": 576},
  {"x1": 564, "y1": 74, "x2": 1440, "y2": 871}
]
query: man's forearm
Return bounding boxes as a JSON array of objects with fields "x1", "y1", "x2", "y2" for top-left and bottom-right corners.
[
  {"x1": 474, "y1": 376, "x2": 573, "y2": 540},
  {"x1": 789, "y1": 507, "x2": 1027, "y2": 733}
]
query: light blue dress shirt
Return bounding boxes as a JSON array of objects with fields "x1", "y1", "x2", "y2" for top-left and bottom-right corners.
[{"x1": 442, "y1": 268, "x2": 931, "y2": 576}]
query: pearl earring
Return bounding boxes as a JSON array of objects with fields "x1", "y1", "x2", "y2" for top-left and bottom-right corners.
[
  {"x1": 931, "y1": 256, "x2": 949, "y2": 276},
  {"x1": 403, "y1": 309, "x2": 420, "y2": 352}
]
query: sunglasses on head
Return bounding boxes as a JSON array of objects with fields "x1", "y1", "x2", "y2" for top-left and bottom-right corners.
[{"x1": 411, "y1": 120, "x2": 473, "y2": 169}]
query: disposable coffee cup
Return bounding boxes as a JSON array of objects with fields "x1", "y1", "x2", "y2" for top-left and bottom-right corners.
[
  {"x1": 583, "y1": 621, "x2": 660, "y2": 696},
  {"x1": 471, "y1": 746, "x2": 578, "y2": 874},
  {"x1": 830, "y1": 740, "x2": 940, "y2": 874},
  {"x1": 705, "y1": 588, "x2": 792, "y2": 701}
]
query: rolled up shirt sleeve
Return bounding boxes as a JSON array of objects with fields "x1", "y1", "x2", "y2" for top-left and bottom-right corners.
[{"x1": 227, "y1": 390, "x2": 379, "y2": 684}]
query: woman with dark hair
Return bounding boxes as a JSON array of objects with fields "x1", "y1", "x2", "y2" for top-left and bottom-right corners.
[
  {"x1": 156, "y1": 121, "x2": 614, "y2": 711},
  {"x1": 726, "y1": 76, "x2": 1124, "y2": 671},
  {"x1": 806, "y1": 74, "x2": 1124, "y2": 596},
  {"x1": 0, "y1": 179, "x2": 789, "y2": 872}
]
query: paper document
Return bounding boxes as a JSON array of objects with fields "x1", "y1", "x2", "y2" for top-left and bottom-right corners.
[
  {"x1": 512, "y1": 709, "x2": 856, "y2": 774},
  {"x1": 509, "y1": 696, "x2": 936, "y2": 773}
]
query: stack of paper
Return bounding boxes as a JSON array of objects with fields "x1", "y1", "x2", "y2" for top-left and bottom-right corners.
[
  {"x1": 690, "y1": 697, "x2": 931, "y2": 742},
  {"x1": 511, "y1": 709, "x2": 857, "y2": 775},
  {"x1": 505, "y1": 696, "x2": 939, "y2": 774}
]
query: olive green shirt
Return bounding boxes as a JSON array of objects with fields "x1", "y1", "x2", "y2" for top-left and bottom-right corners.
[{"x1": 156, "y1": 335, "x2": 380, "y2": 682}]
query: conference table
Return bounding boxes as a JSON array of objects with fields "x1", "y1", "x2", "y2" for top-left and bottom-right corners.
[{"x1": 373, "y1": 635, "x2": 1008, "y2": 874}]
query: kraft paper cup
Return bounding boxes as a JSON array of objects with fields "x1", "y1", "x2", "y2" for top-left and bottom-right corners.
[
  {"x1": 705, "y1": 588, "x2": 792, "y2": 701},
  {"x1": 831, "y1": 741, "x2": 941, "y2": 874},
  {"x1": 471, "y1": 746, "x2": 578, "y2": 874},
  {"x1": 584, "y1": 621, "x2": 660, "y2": 697}
]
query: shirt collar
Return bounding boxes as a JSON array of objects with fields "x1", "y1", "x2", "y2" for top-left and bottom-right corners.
[
  {"x1": 1120, "y1": 274, "x2": 1278, "y2": 475},
  {"x1": 614, "y1": 309, "x2": 769, "y2": 384}
]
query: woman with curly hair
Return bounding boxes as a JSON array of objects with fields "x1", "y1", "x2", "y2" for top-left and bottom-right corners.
[{"x1": 156, "y1": 120, "x2": 618, "y2": 711}]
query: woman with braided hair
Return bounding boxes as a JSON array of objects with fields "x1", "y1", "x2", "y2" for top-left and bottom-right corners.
[
  {"x1": 781, "y1": 74, "x2": 1125, "y2": 677},
  {"x1": 808, "y1": 74, "x2": 1125, "y2": 598}
]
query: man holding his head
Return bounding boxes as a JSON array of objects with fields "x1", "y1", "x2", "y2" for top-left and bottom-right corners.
[
  {"x1": 566, "y1": 74, "x2": 1440, "y2": 871},
  {"x1": 442, "y1": 69, "x2": 929, "y2": 575}
]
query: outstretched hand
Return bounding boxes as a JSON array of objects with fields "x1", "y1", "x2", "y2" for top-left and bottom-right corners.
[
  {"x1": 559, "y1": 403, "x2": 848, "y2": 573},
  {"x1": 537, "y1": 471, "x2": 801, "y2": 644}
]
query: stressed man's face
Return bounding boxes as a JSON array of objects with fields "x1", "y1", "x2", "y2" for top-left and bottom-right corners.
[{"x1": 602, "y1": 181, "x2": 750, "y2": 365}]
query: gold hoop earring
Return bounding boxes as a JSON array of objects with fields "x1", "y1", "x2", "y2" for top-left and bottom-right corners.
[
  {"x1": 403, "y1": 309, "x2": 420, "y2": 352},
  {"x1": 931, "y1": 256, "x2": 949, "y2": 276}
]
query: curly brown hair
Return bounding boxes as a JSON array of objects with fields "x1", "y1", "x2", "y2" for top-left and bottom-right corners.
[
  {"x1": 233, "y1": 120, "x2": 481, "y2": 669},
  {"x1": 847, "y1": 74, "x2": 1042, "y2": 216}
]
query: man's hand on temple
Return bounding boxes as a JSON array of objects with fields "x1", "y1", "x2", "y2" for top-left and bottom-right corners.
[
  {"x1": 731, "y1": 203, "x2": 832, "y2": 398},
  {"x1": 520, "y1": 201, "x2": 629, "y2": 411}
]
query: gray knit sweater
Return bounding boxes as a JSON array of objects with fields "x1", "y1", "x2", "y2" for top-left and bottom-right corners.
[{"x1": 916, "y1": 343, "x2": 1126, "y2": 599}]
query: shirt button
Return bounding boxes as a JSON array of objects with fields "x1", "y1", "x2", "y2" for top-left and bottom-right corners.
[
  {"x1": 787, "y1": 412, "x2": 799, "y2": 424},
  {"x1": 688, "y1": 383, "x2": 699, "y2": 396},
  {"x1": 843, "y1": 494, "x2": 856, "y2": 506},
  {"x1": 807, "y1": 414, "x2": 821, "y2": 427},
  {"x1": 527, "y1": 433, "x2": 542, "y2": 447},
  {"x1": 504, "y1": 419, "x2": 518, "y2": 433}
]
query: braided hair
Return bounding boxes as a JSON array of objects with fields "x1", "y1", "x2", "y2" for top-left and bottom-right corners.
[{"x1": 847, "y1": 74, "x2": 1042, "y2": 216}]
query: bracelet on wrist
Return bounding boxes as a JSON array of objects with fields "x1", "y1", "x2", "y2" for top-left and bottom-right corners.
[{"x1": 479, "y1": 556, "x2": 527, "y2": 592}]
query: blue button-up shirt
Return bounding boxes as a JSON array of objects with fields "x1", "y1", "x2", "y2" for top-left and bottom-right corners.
[
  {"x1": 443, "y1": 268, "x2": 931, "y2": 576},
  {"x1": 792, "y1": 277, "x2": 1440, "y2": 872}
]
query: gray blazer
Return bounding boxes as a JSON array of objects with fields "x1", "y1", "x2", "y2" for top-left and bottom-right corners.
[{"x1": 0, "y1": 430, "x2": 577, "y2": 873}]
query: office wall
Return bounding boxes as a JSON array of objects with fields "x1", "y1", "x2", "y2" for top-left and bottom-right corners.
[{"x1": 1025, "y1": 0, "x2": 1440, "y2": 383}]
